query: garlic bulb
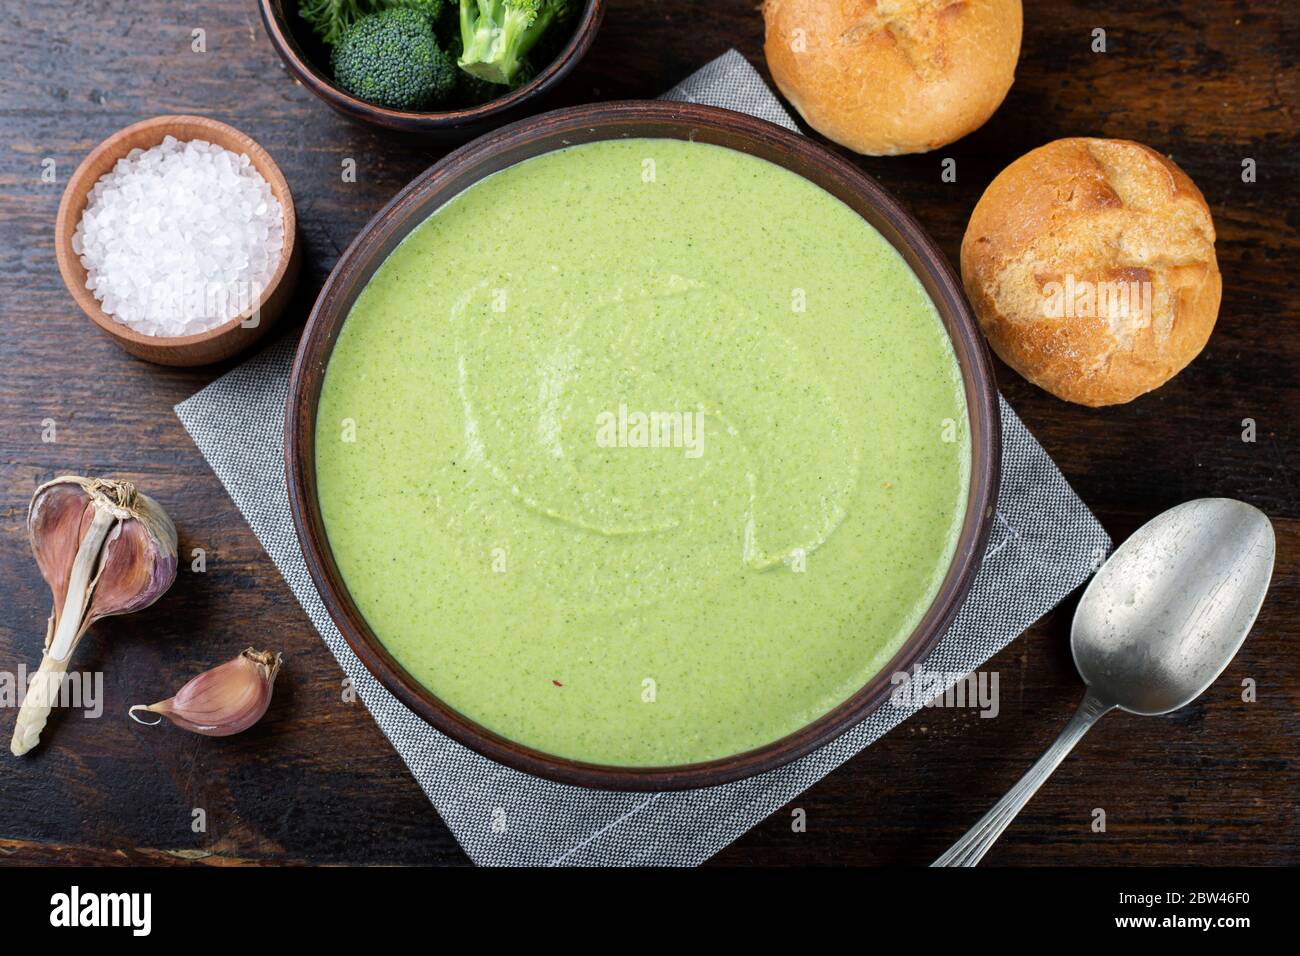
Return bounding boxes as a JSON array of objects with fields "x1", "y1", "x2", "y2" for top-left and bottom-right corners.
[
  {"x1": 12, "y1": 476, "x2": 177, "y2": 756},
  {"x1": 129, "y1": 648, "x2": 282, "y2": 736}
]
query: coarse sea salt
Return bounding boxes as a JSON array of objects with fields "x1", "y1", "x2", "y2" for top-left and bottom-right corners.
[{"x1": 71, "y1": 135, "x2": 284, "y2": 337}]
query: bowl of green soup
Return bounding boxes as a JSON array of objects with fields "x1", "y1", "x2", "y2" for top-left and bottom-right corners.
[{"x1": 286, "y1": 101, "x2": 1000, "y2": 790}]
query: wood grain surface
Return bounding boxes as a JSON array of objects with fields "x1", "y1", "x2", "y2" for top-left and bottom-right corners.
[{"x1": 0, "y1": 0, "x2": 1296, "y2": 867}]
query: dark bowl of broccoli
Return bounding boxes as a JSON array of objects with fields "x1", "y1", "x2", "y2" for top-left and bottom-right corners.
[{"x1": 259, "y1": 0, "x2": 604, "y2": 138}]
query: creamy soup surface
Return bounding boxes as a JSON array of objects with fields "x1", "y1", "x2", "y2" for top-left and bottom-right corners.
[{"x1": 316, "y1": 138, "x2": 970, "y2": 766}]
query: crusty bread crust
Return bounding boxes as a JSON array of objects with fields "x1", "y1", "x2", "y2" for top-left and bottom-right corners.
[
  {"x1": 763, "y1": 0, "x2": 1022, "y2": 155},
  {"x1": 961, "y1": 137, "x2": 1221, "y2": 406}
]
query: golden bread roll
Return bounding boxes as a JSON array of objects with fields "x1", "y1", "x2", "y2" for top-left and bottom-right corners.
[
  {"x1": 762, "y1": 0, "x2": 1023, "y2": 155},
  {"x1": 961, "y1": 137, "x2": 1221, "y2": 406}
]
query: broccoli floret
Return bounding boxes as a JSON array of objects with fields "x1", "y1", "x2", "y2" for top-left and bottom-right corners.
[
  {"x1": 388, "y1": 0, "x2": 449, "y2": 20},
  {"x1": 300, "y1": 0, "x2": 451, "y2": 46},
  {"x1": 299, "y1": 0, "x2": 377, "y2": 46},
  {"x1": 457, "y1": 0, "x2": 577, "y2": 86},
  {"x1": 446, "y1": 30, "x2": 531, "y2": 104},
  {"x1": 446, "y1": 30, "x2": 492, "y2": 103},
  {"x1": 332, "y1": 8, "x2": 457, "y2": 110}
]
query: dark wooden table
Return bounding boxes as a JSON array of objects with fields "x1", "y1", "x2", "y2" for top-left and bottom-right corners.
[{"x1": 1, "y1": 0, "x2": 1295, "y2": 867}]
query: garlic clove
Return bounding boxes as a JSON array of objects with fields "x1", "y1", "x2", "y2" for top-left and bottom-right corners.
[
  {"x1": 130, "y1": 648, "x2": 283, "y2": 737},
  {"x1": 27, "y1": 479, "x2": 97, "y2": 625},
  {"x1": 86, "y1": 492, "x2": 178, "y2": 623}
]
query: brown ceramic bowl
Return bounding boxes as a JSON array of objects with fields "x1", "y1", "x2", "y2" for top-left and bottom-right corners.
[
  {"x1": 258, "y1": 0, "x2": 605, "y2": 139},
  {"x1": 55, "y1": 115, "x2": 300, "y2": 367},
  {"x1": 286, "y1": 101, "x2": 1000, "y2": 791}
]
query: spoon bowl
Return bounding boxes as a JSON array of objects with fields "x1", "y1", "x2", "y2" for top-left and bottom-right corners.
[
  {"x1": 1072, "y1": 498, "x2": 1276, "y2": 716},
  {"x1": 934, "y1": 497, "x2": 1275, "y2": 866}
]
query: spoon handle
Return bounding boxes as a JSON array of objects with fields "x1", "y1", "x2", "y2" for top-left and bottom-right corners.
[{"x1": 932, "y1": 691, "x2": 1115, "y2": 867}]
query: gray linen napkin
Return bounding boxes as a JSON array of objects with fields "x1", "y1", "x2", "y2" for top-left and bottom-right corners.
[{"x1": 175, "y1": 50, "x2": 1111, "y2": 866}]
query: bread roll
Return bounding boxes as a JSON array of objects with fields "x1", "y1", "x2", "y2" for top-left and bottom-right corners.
[
  {"x1": 762, "y1": 0, "x2": 1022, "y2": 156},
  {"x1": 961, "y1": 138, "x2": 1221, "y2": 406}
]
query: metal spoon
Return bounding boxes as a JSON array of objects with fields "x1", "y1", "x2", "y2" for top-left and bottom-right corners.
[{"x1": 932, "y1": 498, "x2": 1275, "y2": 867}]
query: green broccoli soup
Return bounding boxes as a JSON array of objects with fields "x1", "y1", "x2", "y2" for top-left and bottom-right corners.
[{"x1": 315, "y1": 138, "x2": 970, "y2": 767}]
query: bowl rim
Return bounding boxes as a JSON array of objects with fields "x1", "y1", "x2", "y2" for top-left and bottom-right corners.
[
  {"x1": 53, "y1": 113, "x2": 298, "y2": 350},
  {"x1": 258, "y1": 0, "x2": 606, "y2": 128},
  {"x1": 285, "y1": 100, "x2": 1001, "y2": 791}
]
